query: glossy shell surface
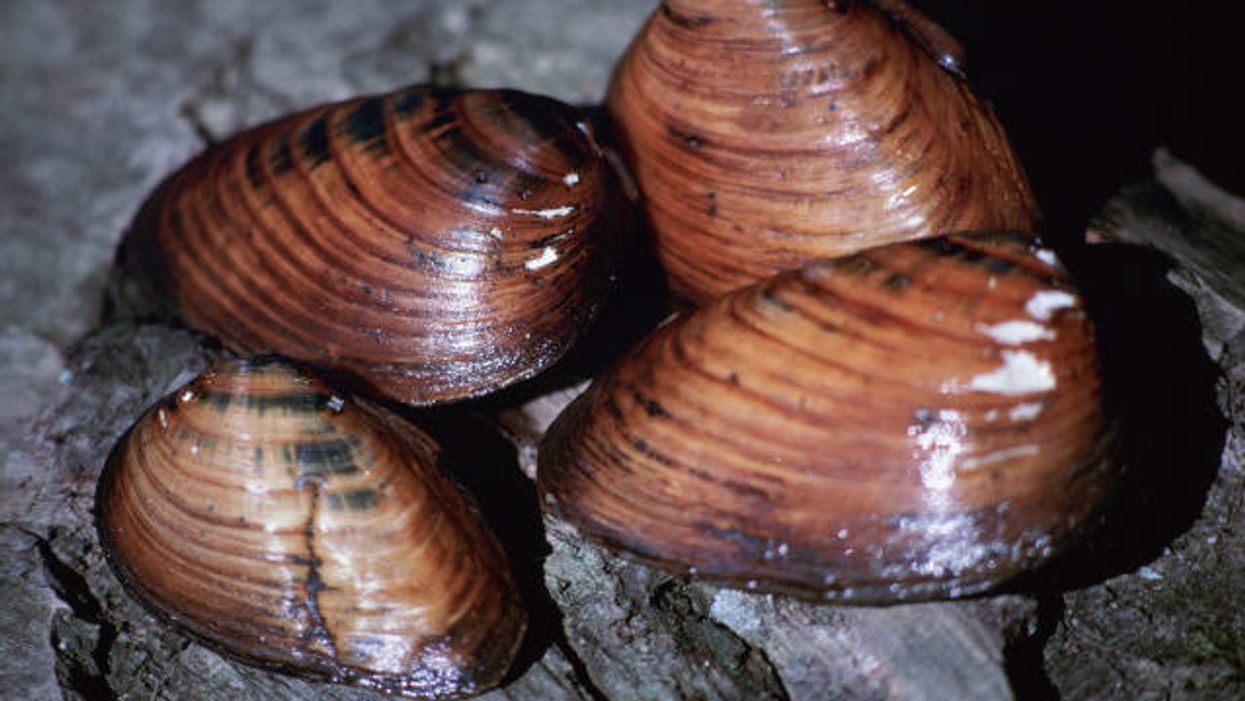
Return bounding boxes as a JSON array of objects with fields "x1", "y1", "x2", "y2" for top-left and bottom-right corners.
[
  {"x1": 96, "y1": 357, "x2": 526, "y2": 697},
  {"x1": 538, "y1": 233, "x2": 1117, "y2": 602},
  {"x1": 123, "y1": 86, "x2": 613, "y2": 405},
  {"x1": 606, "y1": 0, "x2": 1037, "y2": 302}
]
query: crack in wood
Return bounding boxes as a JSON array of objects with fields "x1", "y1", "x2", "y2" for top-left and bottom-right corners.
[
  {"x1": 551, "y1": 633, "x2": 611, "y2": 701},
  {"x1": 34, "y1": 532, "x2": 119, "y2": 701}
]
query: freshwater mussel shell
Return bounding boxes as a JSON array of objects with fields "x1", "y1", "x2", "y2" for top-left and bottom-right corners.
[
  {"x1": 96, "y1": 356, "x2": 527, "y2": 697},
  {"x1": 122, "y1": 85, "x2": 614, "y2": 405},
  {"x1": 538, "y1": 232, "x2": 1118, "y2": 603},
  {"x1": 606, "y1": 0, "x2": 1038, "y2": 303}
]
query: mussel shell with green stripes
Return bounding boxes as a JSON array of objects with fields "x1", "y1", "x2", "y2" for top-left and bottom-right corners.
[{"x1": 96, "y1": 356, "x2": 526, "y2": 698}]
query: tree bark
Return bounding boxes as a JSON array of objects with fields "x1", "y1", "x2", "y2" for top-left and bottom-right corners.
[{"x1": 2, "y1": 3, "x2": 1242, "y2": 700}]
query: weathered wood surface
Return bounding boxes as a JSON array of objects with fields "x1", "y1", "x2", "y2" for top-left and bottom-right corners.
[
  {"x1": 1040, "y1": 152, "x2": 1245, "y2": 700},
  {"x1": 3, "y1": 2, "x2": 1243, "y2": 700},
  {"x1": 3, "y1": 151, "x2": 1242, "y2": 700},
  {"x1": 0, "y1": 317, "x2": 1038, "y2": 701}
]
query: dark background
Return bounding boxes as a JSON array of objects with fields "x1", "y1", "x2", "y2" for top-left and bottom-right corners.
[{"x1": 911, "y1": 1, "x2": 1244, "y2": 245}]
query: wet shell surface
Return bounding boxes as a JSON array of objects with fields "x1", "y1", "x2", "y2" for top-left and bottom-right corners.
[
  {"x1": 96, "y1": 357, "x2": 527, "y2": 697},
  {"x1": 122, "y1": 85, "x2": 614, "y2": 405},
  {"x1": 538, "y1": 232, "x2": 1118, "y2": 603},
  {"x1": 605, "y1": 0, "x2": 1037, "y2": 302}
]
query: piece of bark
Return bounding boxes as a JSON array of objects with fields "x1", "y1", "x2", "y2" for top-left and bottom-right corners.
[
  {"x1": 9, "y1": 161, "x2": 1242, "y2": 700},
  {"x1": 1087, "y1": 149, "x2": 1245, "y2": 364},
  {"x1": 542, "y1": 521, "x2": 789, "y2": 701},
  {"x1": 1, "y1": 307, "x2": 1042, "y2": 701},
  {"x1": 0, "y1": 528, "x2": 64, "y2": 701},
  {"x1": 3, "y1": 0, "x2": 1241, "y2": 696},
  {"x1": 1039, "y1": 152, "x2": 1245, "y2": 700},
  {"x1": 704, "y1": 591, "x2": 1033, "y2": 701},
  {"x1": 0, "y1": 322, "x2": 601, "y2": 701}
]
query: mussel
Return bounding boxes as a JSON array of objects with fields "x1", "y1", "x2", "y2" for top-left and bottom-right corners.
[
  {"x1": 121, "y1": 85, "x2": 615, "y2": 405},
  {"x1": 605, "y1": 0, "x2": 1038, "y2": 302},
  {"x1": 538, "y1": 232, "x2": 1118, "y2": 603},
  {"x1": 96, "y1": 356, "x2": 526, "y2": 697}
]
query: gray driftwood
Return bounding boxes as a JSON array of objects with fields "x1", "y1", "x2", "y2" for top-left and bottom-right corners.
[
  {"x1": 5, "y1": 153, "x2": 1243, "y2": 701},
  {"x1": 2, "y1": 2, "x2": 1242, "y2": 700}
]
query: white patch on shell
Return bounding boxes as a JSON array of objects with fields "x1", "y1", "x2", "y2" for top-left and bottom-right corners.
[
  {"x1": 525, "y1": 246, "x2": 560, "y2": 270},
  {"x1": 180, "y1": 389, "x2": 195, "y2": 403},
  {"x1": 909, "y1": 410, "x2": 967, "y2": 490},
  {"x1": 1025, "y1": 290, "x2": 1077, "y2": 321},
  {"x1": 886, "y1": 184, "x2": 919, "y2": 209},
  {"x1": 976, "y1": 320, "x2": 1056, "y2": 345},
  {"x1": 655, "y1": 311, "x2": 681, "y2": 328},
  {"x1": 487, "y1": 226, "x2": 503, "y2": 240},
  {"x1": 897, "y1": 512, "x2": 989, "y2": 578},
  {"x1": 444, "y1": 254, "x2": 486, "y2": 278},
  {"x1": 1008, "y1": 402, "x2": 1044, "y2": 422},
  {"x1": 960, "y1": 444, "x2": 1041, "y2": 470},
  {"x1": 563, "y1": 172, "x2": 580, "y2": 187},
  {"x1": 511, "y1": 205, "x2": 575, "y2": 219},
  {"x1": 967, "y1": 351, "x2": 1056, "y2": 395},
  {"x1": 1035, "y1": 248, "x2": 1062, "y2": 268}
]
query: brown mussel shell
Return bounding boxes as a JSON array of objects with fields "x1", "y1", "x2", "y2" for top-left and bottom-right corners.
[
  {"x1": 605, "y1": 0, "x2": 1037, "y2": 303},
  {"x1": 96, "y1": 356, "x2": 526, "y2": 697},
  {"x1": 121, "y1": 85, "x2": 614, "y2": 405},
  {"x1": 538, "y1": 232, "x2": 1118, "y2": 603}
]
